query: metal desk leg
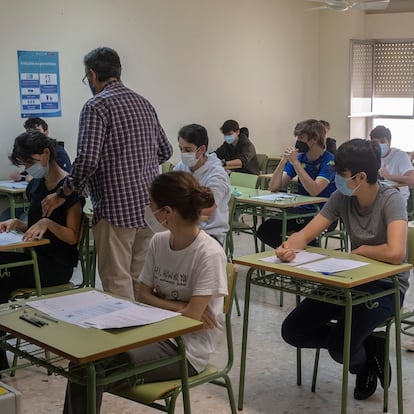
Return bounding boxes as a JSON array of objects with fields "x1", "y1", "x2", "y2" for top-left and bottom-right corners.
[
  {"x1": 29, "y1": 247, "x2": 42, "y2": 297},
  {"x1": 238, "y1": 267, "x2": 254, "y2": 410},
  {"x1": 176, "y1": 336, "x2": 192, "y2": 414},
  {"x1": 86, "y1": 363, "x2": 97, "y2": 414},
  {"x1": 393, "y1": 276, "x2": 404, "y2": 414},
  {"x1": 341, "y1": 291, "x2": 352, "y2": 414}
]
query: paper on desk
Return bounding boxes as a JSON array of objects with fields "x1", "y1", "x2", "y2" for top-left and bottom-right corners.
[
  {"x1": 251, "y1": 193, "x2": 297, "y2": 202},
  {"x1": 27, "y1": 290, "x2": 180, "y2": 329},
  {"x1": 0, "y1": 180, "x2": 28, "y2": 189},
  {"x1": 297, "y1": 257, "x2": 369, "y2": 273},
  {"x1": 260, "y1": 250, "x2": 327, "y2": 266},
  {"x1": 0, "y1": 231, "x2": 23, "y2": 246}
]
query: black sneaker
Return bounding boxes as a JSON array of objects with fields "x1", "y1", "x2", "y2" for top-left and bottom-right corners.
[
  {"x1": 354, "y1": 365, "x2": 378, "y2": 400},
  {"x1": 365, "y1": 334, "x2": 391, "y2": 389}
]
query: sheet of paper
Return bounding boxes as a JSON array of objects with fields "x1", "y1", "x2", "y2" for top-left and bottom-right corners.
[
  {"x1": 251, "y1": 193, "x2": 297, "y2": 202},
  {"x1": 297, "y1": 257, "x2": 369, "y2": 273},
  {"x1": 0, "y1": 180, "x2": 28, "y2": 189},
  {"x1": 27, "y1": 290, "x2": 180, "y2": 329},
  {"x1": 260, "y1": 251, "x2": 327, "y2": 266},
  {"x1": 0, "y1": 231, "x2": 23, "y2": 246}
]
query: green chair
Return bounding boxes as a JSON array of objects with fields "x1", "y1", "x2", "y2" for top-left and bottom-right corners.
[
  {"x1": 308, "y1": 310, "x2": 412, "y2": 413},
  {"x1": 161, "y1": 162, "x2": 174, "y2": 174},
  {"x1": 225, "y1": 195, "x2": 259, "y2": 262},
  {"x1": 110, "y1": 263, "x2": 238, "y2": 414},
  {"x1": 320, "y1": 219, "x2": 349, "y2": 252},
  {"x1": 407, "y1": 187, "x2": 414, "y2": 221},
  {"x1": 255, "y1": 154, "x2": 268, "y2": 174},
  {"x1": 229, "y1": 171, "x2": 259, "y2": 189},
  {"x1": 10, "y1": 214, "x2": 94, "y2": 301}
]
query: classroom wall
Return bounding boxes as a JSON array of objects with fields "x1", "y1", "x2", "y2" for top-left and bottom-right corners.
[{"x1": 0, "y1": 0, "x2": 412, "y2": 179}]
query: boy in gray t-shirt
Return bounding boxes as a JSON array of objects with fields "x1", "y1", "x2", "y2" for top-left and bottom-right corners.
[{"x1": 275, "y1": 139, "x2": 408, "y2": 402}]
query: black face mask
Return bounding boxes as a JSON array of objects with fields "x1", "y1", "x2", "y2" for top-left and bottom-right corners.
[{"x1": 295, "y1": 140, "x2": 310, "y2": 153}]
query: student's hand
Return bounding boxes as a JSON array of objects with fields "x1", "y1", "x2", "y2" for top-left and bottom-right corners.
[
  {"x1": 41, "y1": 193, "x2": 65, "y2": 217},
  {"x1": 23, "y1": 219, "x2": 49, "y2": 241},
  {"x1": 0, "y1": 219, "x2": 18, "y2": 233},
  {"x1": 275, "y1": 242, "x2": 296, "y2": 262},
  {"x1": 25, "y1": 174, "x2": 33, "y2": 182},
  {"x1": 379, "y1": 165, "x2": 390, "y2": 180},
  {"x1": 284, "y1": 146, "x2": 300, "y2": 165},
  {"x1": 200, "y1": 308, "x2": 218, "y2": 329},
  {"x1": 9, "y1": 171, "x2": 22, "y2": 182}
]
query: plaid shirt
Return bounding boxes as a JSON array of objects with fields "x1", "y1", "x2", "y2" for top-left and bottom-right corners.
[{"x1": 71, "y1": 80, "x2": 172, "y2": 227}]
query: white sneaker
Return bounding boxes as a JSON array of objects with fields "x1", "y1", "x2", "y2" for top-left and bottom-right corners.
[{"x1": 404, "y1": 340, "x2": 414, "y2": 352}]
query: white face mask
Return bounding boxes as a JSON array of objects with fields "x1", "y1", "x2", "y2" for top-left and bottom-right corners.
[
  {"x1": 144, "y1": 206, "x2": 168, "y2": 233},
  {"x1": 26, "y1": 161, "x2": 49, "y2": 179},
  {"x1": 181, "y1": 148, "x2": 200, "y2": 168}
]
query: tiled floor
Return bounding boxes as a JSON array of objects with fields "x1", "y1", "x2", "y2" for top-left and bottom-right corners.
[{"x1": 2, "y1": 227, "x2": 414, "y2": 414}]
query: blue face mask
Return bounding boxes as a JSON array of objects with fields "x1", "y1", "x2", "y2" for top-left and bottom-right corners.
[
  {"x1": 224, "y1": 135, "x2": 235, "y2": 144},
  {"x1": 379, "y1": 143, "x2": 389, "y2": 157},
  {"x1": 27, "y1": 161, "x2": 49, "y2": 179},
  {"x1": 335, "y1": 174, "x2": 358, "y2": 197}
]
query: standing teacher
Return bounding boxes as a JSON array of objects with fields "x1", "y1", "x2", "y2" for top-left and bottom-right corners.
[{"x1": 42, "y1": 47, "x2": 173, "y2": 300}]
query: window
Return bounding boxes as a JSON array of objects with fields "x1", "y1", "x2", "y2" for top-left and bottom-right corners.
[{"x1": 350, "y1": 39, "x2": 414, "y2": 151}]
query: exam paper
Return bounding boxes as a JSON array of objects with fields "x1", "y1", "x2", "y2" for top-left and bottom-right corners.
[
  {"x1": 297, "y1": 257, "x2": 369, "y2": 273},
  {"x1": 260, "y1": 251, "x2": 327, "y2": 266},
  {"x1": 251, "y1": 193, "x2": 297, "y2": 202},
  {"x1": 0, "y1": 180, "x2": 28, "y2": 189},
  {"x1": 27, "y1": 290, "x2": 180, "y2": 329},
  {"x1": 0, "y1": 231, "x2": 23, "y2": 246}
]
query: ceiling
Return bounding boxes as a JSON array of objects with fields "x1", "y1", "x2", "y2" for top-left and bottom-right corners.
[{"x1": 366, "y1": 0, "x2": 414, "y2": 13}]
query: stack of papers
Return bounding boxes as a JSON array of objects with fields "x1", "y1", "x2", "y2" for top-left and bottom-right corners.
[
  {"x1": 0, "y1": 232, "x2": 23, "y2": 246},
  {"x1": 260, "y1": 250, "x2": 369, "y2": 274},
  {"x1": 252, "y1": 193, "x2": 297, "y2": 202},
  {"x1": 0, "y1": 180, "x2": 28, "y2": 189},
  {"x1": 28, "y1": 290, "x2": 180, "y2": 329}
]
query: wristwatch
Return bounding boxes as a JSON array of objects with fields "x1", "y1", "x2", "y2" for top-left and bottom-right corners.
[{"x1": 56, "y1": 186, "x2": 70, "y2": 199}]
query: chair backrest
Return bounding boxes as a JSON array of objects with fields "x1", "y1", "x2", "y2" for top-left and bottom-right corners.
[
  {"x1": 255, "y1": 154, "x2": 268, "y2": 174},
  {"x1": 161, "y1": 161, "x2": 174, "y2": 173},
  {"x1": 229, "y1": 172, "x2": 259, "y2": 189},
  {"x1": 225, "y1": 263, "x2": 237, "y2": 315}
]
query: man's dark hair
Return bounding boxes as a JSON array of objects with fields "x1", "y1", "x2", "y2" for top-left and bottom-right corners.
[
  {"x1": 9, "y1": 130, "x2": 56, "y2": 166},
  {"x1": 370, "y1": 125, "x2": 392, "y2": 142},
  {"x1": 84, "y1": 47, "x2": 122, "y2": 82},
  {"x1": 220, "y1": 120, "x2": 240, "y2": 134},
  {"x1": 178, "y1": 124, "x2": 209, "y2": 150},
  {"x1": 24, "y1": 117, "x2": 48, "y2": 132},
  {"x1": 335, "y1": 138, "x2": 380, "y2": 184}
]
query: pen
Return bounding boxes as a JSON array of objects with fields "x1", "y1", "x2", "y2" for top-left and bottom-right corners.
[
  {"x1": 34, "y1": 312, "x2": 58, "y2": 323},
  {"x1": 321, "y1": 272, "x2": 352, "y2": 279},
  {"x1": 19, "y1": 315, "x2": 44, "y2": 327}
]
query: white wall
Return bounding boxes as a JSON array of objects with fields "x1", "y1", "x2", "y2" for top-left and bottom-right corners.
[
  {"x1": 0, "y1": 0, "x2": 323, "y2": 177},
  {"x1": 0, "y1": 0, "x2": 413, "y2": 179}
]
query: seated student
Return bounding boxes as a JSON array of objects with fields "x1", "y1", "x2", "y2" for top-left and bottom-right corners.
[
  {"x1": 214, "y1": 119, "x2": 260, "y2": 175},
  {"x1": 257, "y1": 119, "x2": 336, "y2": 248},
  {"x1": 277, "y1": 139, "x2": 409, "y2": 401},
  {"x1": 319, "y1": 119, "x2": 337, "y2": 155},
  {"x1": 174, "y1": 123, "x2": 230, "y2": 245},
  {"x1": 0, "y1": 130, "x2": 83, "y2": 370},
  {"x1": 10, "y1": 117, "x2": 72, "y2": 182},
  {"x1": 3, "y1": 118, "x2": 74, "y2": 222},
  {"x1": 370, "y1": 125, "x2": 414, "y2": 203},
  {"x1": 62, "y1": 171, "x2": 228, "y2": 414}
]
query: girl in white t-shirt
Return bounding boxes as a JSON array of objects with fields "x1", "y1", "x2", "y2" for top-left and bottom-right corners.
[{"x1": 63, "y1": 171, "x2": 228, "y2": 414}]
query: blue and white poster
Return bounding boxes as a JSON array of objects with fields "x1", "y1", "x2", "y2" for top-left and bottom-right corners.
[{"x1": 17, "y1": 50, "x2": 61, "y2": 118}]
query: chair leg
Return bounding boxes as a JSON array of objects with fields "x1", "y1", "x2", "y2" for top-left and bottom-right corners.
[
  {"x1": 233, "y1": 290, "x2": 241, "y2": 317},
  {"x1": 311, "y1": 349, "x2": 320, "y2": 392},
  {"x1": 383, "y1": 323, "x2": 392, "y2": 413},
  {"x1": 296, "y1": 347, "x2": 302, "y2": 386},
  {"x1": 222, "y1": 373, "x2": 238, "y2": 414}
]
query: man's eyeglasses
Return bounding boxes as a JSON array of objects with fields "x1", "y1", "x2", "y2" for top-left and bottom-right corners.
[{"x1": 82, "y1": 73, "x2": 88, "y2": 85}]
